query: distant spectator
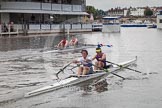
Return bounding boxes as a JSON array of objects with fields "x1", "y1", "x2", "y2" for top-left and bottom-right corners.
[
  {"x1": 10, "y1": 22, "x2": 14, "y2": 32},
  {"x1": 2, "y1": 23, "x2": 8, "y2": 32}
]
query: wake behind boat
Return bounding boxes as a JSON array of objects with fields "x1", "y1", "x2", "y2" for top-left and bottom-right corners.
[{"x1": 24, "y1": 56, "x2": 137, "y2": 98}]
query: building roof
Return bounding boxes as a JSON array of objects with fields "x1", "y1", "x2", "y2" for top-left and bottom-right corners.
[{"x1": 0, "y1": 10, "x2": 88, "y2": 15}]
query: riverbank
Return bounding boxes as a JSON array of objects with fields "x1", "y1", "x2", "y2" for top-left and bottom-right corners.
[{"x1": 120, "y1": 16, "x2": 156, "y2": 23}]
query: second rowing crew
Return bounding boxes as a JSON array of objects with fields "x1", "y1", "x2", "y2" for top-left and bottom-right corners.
[
  {"x1": 56, "y1": 36, "x2": 113, "y2": 50},
  {"x1": 56, "y1": 36, "x2": 78, "y2": 49}
]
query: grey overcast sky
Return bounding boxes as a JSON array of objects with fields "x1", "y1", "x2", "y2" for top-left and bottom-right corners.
[{"x1": 86, "y1": 0, "x2": 162, "y2": 11}]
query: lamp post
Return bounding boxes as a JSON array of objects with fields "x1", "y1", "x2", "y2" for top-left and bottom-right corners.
[{"x1": 50, "y1": 15, "x2": 53, "y2": 30}]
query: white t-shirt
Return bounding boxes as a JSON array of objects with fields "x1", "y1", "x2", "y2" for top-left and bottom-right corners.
[{"x1": 77, "y1": 56, "x2": 92, "y2": 67}]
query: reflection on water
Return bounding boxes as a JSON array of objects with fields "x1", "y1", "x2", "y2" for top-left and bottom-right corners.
[
  {"x1": 94, "y1": 79, "x2": 108, "y2": 93},
  {"x1": 0, "y1": 37, "x2": 45, "y2": 51},
  {"x1": 0, "y1": 33, "x2": 85, "y2": 52},
  {"x1": 0, "y1": 33, "x2": 94, "y2": 107}
]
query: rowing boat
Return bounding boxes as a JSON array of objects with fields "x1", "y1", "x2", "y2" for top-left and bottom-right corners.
[
  {"x1": 24, "y1": 57, "x2": 137, "y2": 97},
  {"x1": 43, "y1": 45, "x2": 94, "y2": 54}
]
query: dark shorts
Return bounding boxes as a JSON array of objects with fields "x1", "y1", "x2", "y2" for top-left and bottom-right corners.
[
  {"x1": 87, "y1": 67, "x2": 93, "y2": 75},
  {"x1": 103, "y1": 64, "x2": 113, "y2": 69}
]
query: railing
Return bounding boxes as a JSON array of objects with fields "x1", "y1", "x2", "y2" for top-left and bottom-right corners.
[
  {"x1": 0, "y1": 2, "x2": 83, "y2": 12},
  {"x1": 0, "y1": 23, "x2": 92, "y2": 36},
  {"x1": 28, "y1": 23, "x2": 92, "y2": 30},
  {"x1": 27, "y1": 23, "x2": 92, "y2": 34},
  {"x1": 0, "y1": 24, "x2": 19, "y2": 36}
]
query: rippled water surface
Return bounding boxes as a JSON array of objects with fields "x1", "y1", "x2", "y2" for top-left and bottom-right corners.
[{"x1": 0, "y1": 28, "x2": 162, "y2": 108}]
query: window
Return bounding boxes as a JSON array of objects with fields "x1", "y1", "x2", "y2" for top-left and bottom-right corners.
[
  {"x1": 160, "y1": 11, "x2": 162, "y2": 15},
  {"x1": 159, "y1": 19, "x2": 162, "y2": 23}
]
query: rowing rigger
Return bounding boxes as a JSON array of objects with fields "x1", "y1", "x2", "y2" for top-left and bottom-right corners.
[{"x1": 24, "y1": 57, "x2": 137, "y2": 98}]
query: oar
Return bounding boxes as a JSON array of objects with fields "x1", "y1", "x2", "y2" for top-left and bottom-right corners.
[
  {"x1": 91, "y1": 64, "x2": 126, "y2": 80},
  {"x1": 68, "y1": 63, "x2": 86, "y2": 74},
  {"x1": 68, "y1": 64, "x2": 80, "y2": 73},
  {"x1": 97, "y1": 44, "x2": 113, "y2": 48},
  {"x1": 110, "y1": 71, "x2": 126, "y2": 80},
  {"x1": 55, "y1": 62, "x2": 72, "y2": 79},
  {"x1": 105, "y1": 60, "x2": 142, "y2": 73},
  {"x1": 79, "y1": 43, "x2": 113, "y2": 48}
]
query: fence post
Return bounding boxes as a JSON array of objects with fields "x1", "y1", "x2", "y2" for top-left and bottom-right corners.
[
  {"x1": 8, "y1": 24, "x2": 11, "y2": 37},
  {"x1": 16, "y1": 25, "x2": 19, "y2": 36},
  {"x1": 0, "y1": 24, "x2": 1, "y2": 36}
]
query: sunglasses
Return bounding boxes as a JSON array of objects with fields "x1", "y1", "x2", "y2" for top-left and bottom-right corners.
[{"x1": 96, "y1": 51, "x2": 101, "y2": 53}]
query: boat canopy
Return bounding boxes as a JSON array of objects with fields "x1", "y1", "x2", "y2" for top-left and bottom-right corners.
[{"x1": 157, "y1": 10, "x2": 162, "y2": 15}]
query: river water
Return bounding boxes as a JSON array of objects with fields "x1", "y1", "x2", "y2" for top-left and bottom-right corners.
[{"x1": 0, "y1": 28, "x2": 162, "y2": 108}]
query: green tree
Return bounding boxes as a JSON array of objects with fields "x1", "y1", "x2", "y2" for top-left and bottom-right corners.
[
  {"x1": 86, "y1": 6, "x2": 106, "y2": 19},
  {"x1": 144, "y1": 8, "x2": 153, "y2": 16},
  {"x1": 96, "y1": 9, "x2": 106, "y2": 16},
  {"x1": 86, "y1": 6, "x2": 96, "y2": 15}
]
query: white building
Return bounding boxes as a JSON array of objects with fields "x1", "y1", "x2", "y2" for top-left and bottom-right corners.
[
  {"x1": 157, "y1": 10, "x2": 162, "y2": 29},
  {"x1": 0, "y1": 0, "x2": 91, "y2": 35},
  {"x1": 123, "y1": 9, "x2": 128, "y2": 16},
  {"x1": 130, "y1": 7, "x2": 145, "y2": 16}
]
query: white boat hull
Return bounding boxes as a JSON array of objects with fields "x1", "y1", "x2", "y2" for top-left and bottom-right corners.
[{"x1": 24, "y1": 57, "x2": 137, "y2": 97}]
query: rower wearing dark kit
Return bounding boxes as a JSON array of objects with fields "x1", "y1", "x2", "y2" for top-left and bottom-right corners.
[{"x1": 92, "y1": 47, "x2": 107, "y2": 70}]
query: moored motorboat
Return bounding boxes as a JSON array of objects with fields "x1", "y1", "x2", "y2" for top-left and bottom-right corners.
[
  {"x1": 92, "y1": 23, "x2": 102, "y2": 31},
  {"x1": 102, "y1": 16, "x2": 121, "y2": 33},
  {"x1": 147, "y1": 24, "x2": 157, "y2": 28}
]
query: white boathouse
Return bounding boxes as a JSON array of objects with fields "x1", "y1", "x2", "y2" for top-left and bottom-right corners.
[{"x1": 0, "y1": 0, "x2": 91, "y2": 36}]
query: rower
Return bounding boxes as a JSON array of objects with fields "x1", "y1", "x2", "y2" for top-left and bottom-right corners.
[
  {"x1": 69, "y1": 36, "x2": 78, "y2": 46},
  {"x1": 73, "y1": 50, "x2": 93, "y2": 76},
  {"x1": 57, "y1": 37, "x2": 68, "y2": 49},
  {"x1": 92, "y1": 47, "x2": 107, "y2": 70}
]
